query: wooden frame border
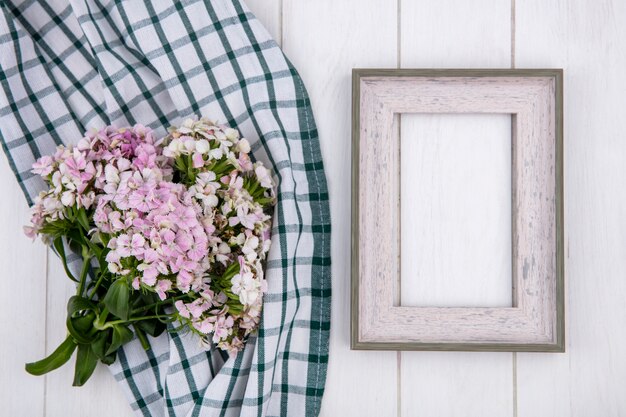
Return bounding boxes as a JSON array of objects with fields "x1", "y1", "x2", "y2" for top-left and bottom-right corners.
[{"x1": 351, "y1": 69, "x2": 564, "y2": 352}]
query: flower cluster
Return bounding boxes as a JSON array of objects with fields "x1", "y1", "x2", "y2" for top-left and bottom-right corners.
[
  {"x1": 25, "y1": 125, "x2": 169, "y2": 240},
  {"x1": 25, "y1": 119, "x2": 275, "y2": 357},
  {"x1": 161, "y1": 118, "x2": 274, "y2": 352}
]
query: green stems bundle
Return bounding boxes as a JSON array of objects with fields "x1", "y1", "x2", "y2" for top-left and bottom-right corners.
[{"x1": 25, "y1": 206, "x2": 174, "y2": 386}]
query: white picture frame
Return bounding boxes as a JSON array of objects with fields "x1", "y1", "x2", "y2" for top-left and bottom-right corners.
[{"x1": 351, "y1": 69, "x2": 564, "y2": 352}]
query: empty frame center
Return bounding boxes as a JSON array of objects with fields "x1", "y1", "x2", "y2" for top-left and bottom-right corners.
[{"x1": 400, "y1": 113, "x2": 513, "y2": 308}]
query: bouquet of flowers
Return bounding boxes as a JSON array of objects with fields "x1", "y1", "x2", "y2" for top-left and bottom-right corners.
[{"x1": 23, "y1": 118, "x2": 275, "y2": 386}]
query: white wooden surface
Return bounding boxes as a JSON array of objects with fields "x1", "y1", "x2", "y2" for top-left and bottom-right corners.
[
  {"x1": 401, "y1": 113, "x2": 512, "y2": 308},
  {"x1": 1, "y1": 0, "x2": 625, "y2": 416}
]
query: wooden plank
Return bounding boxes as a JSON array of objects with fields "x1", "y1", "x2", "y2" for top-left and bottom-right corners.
[
  {"x1": 0, "y1": 157, "x2": 47, "y2": 416},
  {"x1": 245, "y1": 0, "x2": 281, "y2": 45},
  {"x1": 516, "y1": 0, "x2": 626, "y2": 415},
  {"x1": 400, "y1": 0, "x2": 511, "y2": 69},
  {"x1": 44, "y1": 253, "x2": 134, "y2": 417},
  {"x1": 282, "y1": 1, "x2": 399, "y2": 415},
  {"x1": 399, "y1": 0, "x2": 514, "y2": 415}
]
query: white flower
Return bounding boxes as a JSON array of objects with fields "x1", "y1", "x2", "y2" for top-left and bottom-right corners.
[
  {"x1": 209, "y1": 147, "x2": 223, "y2": 160},
  {"x1": 231, "y1": 271, "x2": 261, "y2": 305},
  {"x1": 195, "y1": 139, "x2": 210, "y2": 154},
  {"x1": 183, "y1": 138, "x2": 196, "y2": 153},
  {"x1": 224, "y1": 128, "x2": 239, "y2": 141},
  {"x1": 105, "y1": 164, "x2": 120, "y2": 184},
  {"x1": 215, "y1": 242, "x2": 231, "y2": 265},
  {"x1": 237, "y1": 138, "x2": 250, "y2": 153},
  {"x1": 61, "y1": 190, "x2": 75, "y2": 206},
  {"x1": 181, "y1": 118, "x2": 195, "y2": 129},
  {"x1": 230, "y1": 232, "x2": 246, "y2": 246},
  {"x1": 254, "y1": 164, "x2": 273, "y2": 189},
  {"x1": 78, "y1": 191, "x2": 95, "y2": 209},
  {"x1": 117, "y1": 157, "x2": 132, "y2": 172},
  {"x1": 207, "y1": 194, "x2": 220, "y2": 208},
  {"x1": 165, "y1": 138, "x2": 184, "y2": 157},
  {"x1": 42, "y1": 194, "x2": 63, "y2": 214},
  {"x1": 242, "y1": 235, "x2": 259, "y2": 262}
]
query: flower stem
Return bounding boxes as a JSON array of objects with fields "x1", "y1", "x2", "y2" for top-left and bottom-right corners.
[
  {"x1": 131, "y1": 294, "x2": 191, "y2": 314},
  {"x1": 133, "y1": 325, "x2": 151, "y2": 351},
  {"x1": 75, "y1": 249, "x2": 91, "y2": 297},
  {"x1": 101, "y1": 315, "x2": 165, "y2": 329},
  {"x1": 87, "y1": 270, "x2": 107, "y2": 299}
]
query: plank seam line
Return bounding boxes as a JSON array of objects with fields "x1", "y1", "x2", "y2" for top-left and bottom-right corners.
[
  {"x1": 511, "y1": 0, "x2": 518, "y2": 415},
  {"x1": 511, "y1": 0, "x2": 516, "y2": 68},
  {"x1": 279, "y1": 0, "x2": 284, "y2": 48},
  {"x1": 396, "y1": 1, "x2": 402, "y2": 416},
  {"x1": 43, "y1": 248, "x2": 49, "y2": 417}
]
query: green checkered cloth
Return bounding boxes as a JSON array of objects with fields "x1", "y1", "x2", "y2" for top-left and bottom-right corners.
[{"x1": 0, "y1": 0, "x2": 331, "y2": 415}]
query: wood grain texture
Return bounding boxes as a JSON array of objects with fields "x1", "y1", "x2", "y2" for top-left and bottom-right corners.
[
  {"x1": 516, "y1": 0, "x2": 626, "y2": 416},
  {"x1": 245, "y1": 0, "x2": 281, "y2": 45},
  {"x1": 401, "y1": 352, "x2": 515, "y2": 416},
  {"x1": 400, "y1": 0, "x2": 511, "y2": 69},
  {"x1": 283, "y1": 0, "x2": 400, "y2": 416},
  {"x1": 398, "y1": 2, "x2": 515, "y2": 416},
  {"x1": 354, "y1": 71, "x2": 563, "y2": 349},
  {"x1": 0, "y1": 155, "x2": 47, "y2": 416}
]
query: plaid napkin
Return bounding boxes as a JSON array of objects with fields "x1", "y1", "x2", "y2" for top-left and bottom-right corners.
[{"x1": 0, "y1": 0, "x2": 331, "y2": 416}]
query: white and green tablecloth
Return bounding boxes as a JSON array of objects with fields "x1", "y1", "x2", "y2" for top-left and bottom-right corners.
[{"x1": 0, "y1": 0, "x2": 331, "y2": 415}]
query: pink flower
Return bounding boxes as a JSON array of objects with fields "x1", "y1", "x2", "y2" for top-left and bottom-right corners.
[
  {"x1": 212, "y1": 315, "x2": 234, "y2": 342},
  {"x1": 193, "y1": 318, "x2": 214, "y2": 334},
  {"x1": 175, "y1": 300, "x2": 190, "y2": 318},
  {"x1": 192, "y1": 152, "x2": 204, "y2": 168},
  {"x1": 187, "y1": 237, "x2": 208, "y2": 262},
  {"x1": 238, "y1": 153, "x2": 253, "y2": 171},
  {"x1": 155, "y1": 279, "x2": 172, "y2": 300},
  {"x1": 187, "y1": 299, "x2": 210, "y2": 318},
  {"x1": 177, "y1": 269, "x2": 193, "y2": 291},
  {"x1": 130, "y1": 234, "x2": 146, "y2": 257},
  {"x1": 138, "y1": 262, "x2": 158, "y2": 286},
  {"x1": 32, "y1": 156, "x2": 54, "y2": 176},
  {"x1": 23, "y1": 225, "x2": 37, "y2": 240}
]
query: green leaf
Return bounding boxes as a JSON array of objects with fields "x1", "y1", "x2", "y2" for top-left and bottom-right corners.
[
  {"x1": 76, "y1": 208, "x2": 91, "y2": 232},
  {"x1": 226, "y1": 301, "x2": 243, "y2": 315},
  {"x1": 40, "y1": 218, "x2": 72, "y2": 237},
  {"x1": 53, "y1": 237, "x2": 78, "y2": 282},
  {"x1": 90, "y1": 330, "x2": 110, "y2": 360},
  {"x1": 101, "y1": 352, "x2": 117, "y2": 365},
  {"x1": 222, "y1": 261, "x2": 241, "y2": 281},
  {"x1": 25, "y1": 336, "x2": 76, "y2": 376},
  {"x1": 72, "y1": 343, "x2": 98, "y2": 386},
  {"x1": 66, "y1": 312, "x2": 97, "y2": 344},
  {"x1": 256, "y1": 197, "x2": 275, "y2": 207},
  {"x1": 134, "y1": 317, "x2": 166, "y2": 337},
  {"x1": 66, "y1": 228, "x2": 85, "y2": 247},
  {"x1": 106, "y1": 324, "x2": 134, "y2": 356},
  {"x1": 133, "y1": 326, "x2": 151, "y2": 351},
  {"x1": 103, "y1": 278, "x2": 130, "y2": 320},
  {"x1": 90, "y1": 330, "x2": 117, "y2": 365},
  {"x1": 83, "y1": 239, "x2": 102, "y2": 263},
  {"x1": 67, "y1": 296, "x2": 98, "y2": 316}
]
